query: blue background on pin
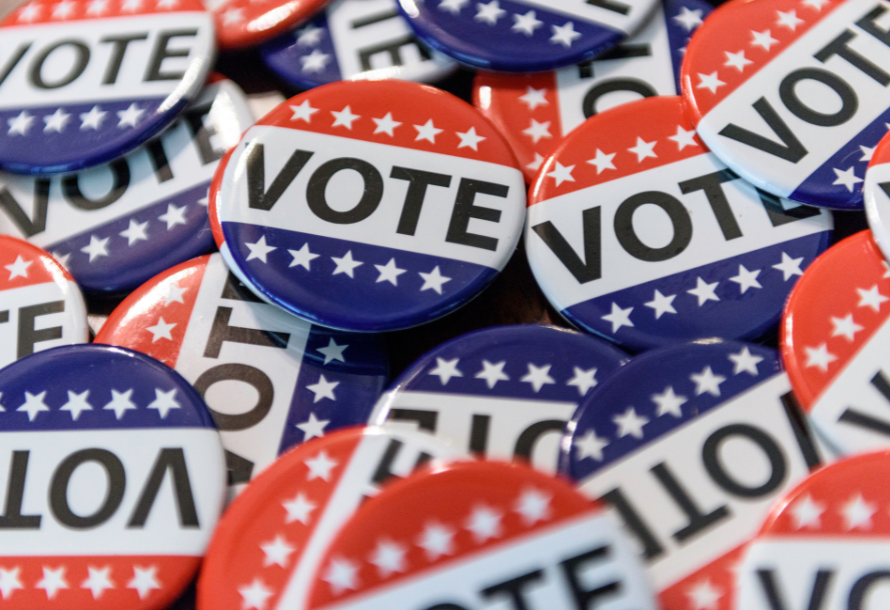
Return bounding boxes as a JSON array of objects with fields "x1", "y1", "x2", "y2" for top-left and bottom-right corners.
[
  {"x1": 261, "y1": 11, "x2": 343, "y2": 90},
  {"x1": 663, "y1": 0, "x2": 712, "y2": 91}
]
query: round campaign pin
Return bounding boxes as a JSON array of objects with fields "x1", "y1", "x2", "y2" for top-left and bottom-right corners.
[
  {"x1": 474, "y1": 0, "x2": 711, "y2": 182},
  {"x1": 370, "y1": 324, "x2": 627, "y2": 473},
  {"x1": 217, "y1": 80, "x2": 526, "y2": 332},
  {"x1": 736, "y1": 451, "x2": 890, "y2": 610},
  {"x1": 0, "y1": 77, "x2": 254, "y2": 294},
  {"x1": 95, "y1": 252, "x2": 389, "y2": 499},
  {"x1": 560, "y1": 340, "x2": 823, "y2": 610},
  {"x1": 261, "y1": 0, "x2": 457, "y2": 91},
  {"x1": 525, "y1": 95, "x2": 833, "y2": 351},
  {"x1": 0, "y1": 344, "x2": 226, "y2": 610},
  {"x1": 197, "y1": 426, "x2": 463, "y2": 610},
  {"x1": 0, "y1": 0, "x2": 216, "y2": 174},
  {"x1": 865, "y1": 129, "x2": 890, "y2": 260},
  {"x1": 205, "y1": 0, "x2": 328, "y2": 49},
  {"x1": 681, "y1": 0, "x2": 890, "y2": 210},
  {"x1": 781, "y1": 230, "x2": 890, "y2": 456},
  {"x1": 396, "y1": 0, "x2": 660, "y2": 72},
  {"x1": 301, "y1": 460, "x2": 656, "y2": 610},
  {"x1": 0, "y1": 235, "x2": 88, "y2": 369}
]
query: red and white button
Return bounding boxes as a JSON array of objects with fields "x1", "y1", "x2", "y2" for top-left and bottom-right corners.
[{"x1": 204, "y1": 0, "x2": 329, "y2": 49}]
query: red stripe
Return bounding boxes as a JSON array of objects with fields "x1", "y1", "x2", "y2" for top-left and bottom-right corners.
[
  {"x1": 2, "y1": 0, "x2": 207, "y2": 26},
  {"x1": 0, "y1": 236, "x2": 75, "y2": 291},
  {"x1": 658, "y1": 544, "x2": 746, "y2": 610},
  {"x1": 209, "y1": 148, "x2": 233, "y2": 249}
]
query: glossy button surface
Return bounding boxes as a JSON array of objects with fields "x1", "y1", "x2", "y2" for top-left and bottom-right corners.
[{"x1": 205, "y1": 0, "x2": 329, "y2": 49}]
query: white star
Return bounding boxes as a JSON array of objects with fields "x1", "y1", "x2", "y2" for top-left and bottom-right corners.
[
  {"x1": 369, "y1": 539, "x2": 407, "y2": 578},
  {"x1": 156, "y1": 0, "x2": 178, "y2": 9},
  {"x1": 438, "y1": 0, "x2": 467, "y2": 13},
  {"x1": 883, "y1": 260, "x2": 890, "y2": 279},
  {"x1": 723, "y1": 50, "x2": 753, "y2": 72},
  {"x1": 690, "y1": 366, "x2": 726, "y2": 396},
  {"x1": 17, "y1": 390, "x2": 49, "y2": 421},
  {"x1": 81, "y1": 235, "x2": 110, "y2": 262},
  {"x1": 667, "y1": 126, "x2": 698, "y2": 150},
  {"x1": 512, "y1": 10, "x2": 542, "y2": 35},
  {"x1": 475, "y1": 0, "x2": 505, "y2": 24},
  {"x1": 120, "y1": 219, "x2": 149, "y2": 245},
  {"x1": 751, "y1": 29, "x2": 779, "y2": 51},
  {"x1": 222, "y1": 7, "x2": 244, "y2": 23},
  {"x1": 331, "y1": 251, "x2": 363, "y2": 278},
  {"x1": 773, "y1": 252, "x2": 804, "y2": 280},
  {"x1": 645, "y1": 289, "x2": 677, "y2": 319},
  {"x1": 372, "y1": 112, "x2": 401, "y2": 137},
  {"x1": 296, "y1": 23, "x2": 324, "y2": 45},
  {"x1": 860, "y1": 145, "x2": 876, "y2": 162},
  {"x1": 158, "y1": 203, "x2": 188, "y2": 229},
  {"x1": 521, "y1": 363, "x2": 555, "y2": 392},
  {"x1": 127, "y1": 566, "x2": 161, "y2": 600},
  {"x1": 802, "y1": 0, "x2": 828, "y2": 9},
  {"x1": 831, "y1": 314, "x2": 864, "y2": 341},
  {"x1": 0, "y1": 393, "x2": 5, "y2": 412},
  {"x1": 317, "y1": 338, "x2": 348, "y2": 364},
  {"x1": 415, "y1": 119, "x2": 443, "y2": 143},
  {"x1": 466, "y1": 505, "x2": 502, "y2": 542},
  {"x1": 674, "y1": 6, "x2": 703, "y2": 30},
  {"x1": 17, "y1": 3, "x2": 42, "y2": 22},
  {"x1": 43, "y1": 107, "x2": 70, "y2": 133},
  {"x1": 4, "y1": 255, "x2": 31, "y2": 279},
  {"x1": 53, "y1": 251, "x2": 71, "y2": 268},
  {"x1": 282, "y1": 492, "x2": 316, "y2": 524},
  {"x1": 288, "y1": 244, "x2": 319, "y2": 270},
  {"x1": 417, "y1": 522, "x2": 455, "y2": 560},
  {"x1": 730, "y1": 265, "x2": 762, "y2": 293},
  {"x1": 290, "y1": 100, "x2": 318, "y2": 122},
  {"x1": 36, "y1": 566, "x2": 68, "y2": 599},
  {"x1": 331, "y1": 105, "x2": 360, "y2": 129},
  {"x1": 613, "y1": 407, "x2": 649, "y2": 439},
  {"x1": 567, "y1": 367, "x2": 598, "y2": 396},
  {"x1": 789, "y1": 494, "x2": 825, "y2": 529},
  {"x1": 117, "y1": 103, "x2": 144, "y2": 128},
  {"x1": 519, "y1": 86, "x2": 548, "y2": 110},
  {"x1": 575, "y1": 429, "x2": 609, "y2": 460},
  {"x1": 163, "y1": 282, "x2": 187, "y2": 305},
  {"x1": 261, "y1": 535, "x2": 295, "y2": 568},
  {"x1": 833, "y1": 167, "x2": 863, "y2": 192},
  {"x1": 649, "y1": 385, "x2": 687, "y2": 421},
  {"x1": 728, "y1": 347, "x2": 764, "y2": 375},
  {"x1": 147, "y1": 388, "x2": 180, "y2": 418},
  {"x1": 776, "y1": 9, "x2": 804, "y2": 30},
  {"x1": 7, "y1": 111, "x2": 34, "y2": 136},
  {"x1": 804, "y1": 343, "x2": 837, "y2": 372},
  {"x1": 602, "y1": 302, "x2": 633, "y2": 333},
  {"x1": 547, "y1": 161, "x2": 574, "y2": 186},
  {"x1": 523, "y1": 118, "x2": 551, "y2": 143},
  {"x1": 476, "y1": 360, "x2": 509, "y2": 388},
  {"x1": 697, "y1": 71, "x2": 726, "y2": 94},
  {"x1": 306, "y1": 375, "x2": 339, "y2": 402},
  {"x1": 375, "y1": 258, "x2": 406, "y2": 286},
  {"x1": 51, "y1": 0, "x2": 76, "y2": 18},
  {"x1": 515, "y1": 488, "x2": 551, "y2": 525},
  {"x1": 419, "y1": 266, "x2": 451, "y2": 294},
  {"x1": 688, "y1": 277, "x2": 720, "y2": 306},
  {"x1": 429, "y1": 357, "x2": 462, "y2": 384},
  {"x1": 527, "y1": 153, "x2": 545, "y2": 172},
  {"x1": 297, "y1": 412, "x2": 329, "y2": 441},
  {"x1": 0, "y1": 567, "x2": 23, "y2": 599},
  {"x1": 456, "y1": 126, "x2": 486, "y2": 151},
  {"x1": 551, "y1": 21, "x2": 581, "y2": 47},
  {"x1": 121, "y1": 0, "x2": 142, "y2": 11},
  {"x1": 145, "y1": 317, "x2": 176, "y2": 342},
  {"x1": 238, "y1": 578, "x2": 273, "y2": 610},
  {"x1": 687, "y1": 580, "x2": 722, "y2": 610},
  {"x1": 841, "y1": 493, "x2": 877, "y2": 530},
  {"x1": 858, "y1": 285, "x2": 889, "y2": 312},
  {"x1": 587, "y1": 149, "x2": 616, "y2": 173},
  {"x1": 82, "y1": 566, "x2": 114, "y2": 599},
  {"x1": 104, "y1": 389, "x2": 137, "y2": 419},
  {"x1": 86, "y1": 0, "x2": 109, "y2": 14},
  {"x1": 324, "y1": 558, "x2": 359, "y2": 596},
  {"x1": 628, "y1": 136, "x2": 658, "y2": 162},
  {"x1": 60, "y1": 390, "x2": 92, "y2": 421},
  {"x1": 305, "y1": 450, "x2": 338, "y2": 481}
]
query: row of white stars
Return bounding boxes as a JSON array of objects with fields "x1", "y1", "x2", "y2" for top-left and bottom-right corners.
[
  {"x1": 438, "y1": 0, "x2": 583, "y2": 48},
  {"x1": 245, "y1": 236, "x2": 454, "y2": 295},
  {"x1": 288, "y1": 100, "x2": 488, "y2": 151},
  {"x1": 17, "y1": 0, "x2": 178, "y2": 21},
  {"x1": 0, "y1": 387, "x2": 183, "y2": 421},
  {"x1": 427, "y1": 356, "x2": 602, "y2": 395},
  {"x1": 574, "y1": 347, "x2": 764, "y2": 461},
  {"x1": 0, "y1": 565, "x2": 161, "y2": 600},
  {"x1": 787, "y1": 492, "x2": 887, "y2": 531},
  {"x1": 6, "y1": 104, "x2": 145, "y2": 137},
  {"x1": 601, "y1": 252, "x2": 805, "y2": 334}
]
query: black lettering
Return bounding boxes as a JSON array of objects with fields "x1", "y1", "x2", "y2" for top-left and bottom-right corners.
[
  {"x1": 221, "y1": 271, "x2": 264, "y2": 303},
  {"x1": 756, "y1": 568, "x2": 832, "y2": 610},
  {"x1": 585, "y1": 0, "x2": 629, "y2": 15},
  {"x1": 839, "y1": 369, "x2": 890, "y2": 436},
  {"x1": 357, "y1": 36, "x2": 428, "y2": 71},
  {"x1": 469, "y1": 414, "x2": 490, "y2": 454},
  {"x1": 50, "y1": 448, "x2": 125, "y2": 529},
  {"x1": 306, "y1": 158, "x2": 383, "y2": 224},
  {"x1": 390, "y1": 166, "x2": 452, "y2": 236},
  {"x1": 385, "y1": 408, "x2": 438, "y2": 432},
  {"x1": 246, "y1": 144, "x2": 313, "y2": 211},
  {"x1": 481, "y1": 570, "x2": 544, "y2": 610},
  {"x1": 182, "y1": 104, "x2": 224, "y2": 165},
  {"x1": 583, "y1": 79, "x2": 657, "y2": 118},
  {"x1": 0, "y1": 311, "x2": 8, "y2": 324},
  {"x1": 370, "y1": 438, "x2": 432, "y2": 487},
  {"x1": 531, "y1": 207, "x2": 601, "y2": 284},
  {"x1": 703, "y1": 424, "x2": 787, "y2": 498},
  {"x1": 815, "y1": 30, "x2": 890, "y2": 86},
  {"x1": 651, "y1": 462, "x2": 730, "y2": 542},
  {"x1": 144, "y1": 29, "x2": 197, "y2": 81},
  {"x1": 560, "y1": 546, "x2": 621, "y2": 610},
  {"x1": 514, "y1": 420, "x2": 566, "y2": 461},
  {"x1": 593, "y1": 43, "x2": 651, "y2": 62},
  {"x1": 128, "y1": 448, "x2": 199, "y2": 528},
  {"x1": 779, "y1": 68, "x2": 858, "y2": 127},
  {"x1": 145, "y1": 137, "x2": 173, "y2": 183},
  {"x1": 225, "y1": 450, "x2": 254, "y2": 486},
  {"x1": 679, "y1": 170, "x2": 742, "y2": 240},
  {"x1": 0, "y1": 451, "x2": 41, "y2": 529},
  {"x1": 857, "y1": 5, "x2": 890, "y2": 47},
  {"x1": 29, "y1": 40, "x2": 89, "y2": 89},
  {"x1": 0, "y1": 43, "x2": 31, "y2": 88},
  {"x1": 599, "y1": 487, "x2": 664, "y2": 560},
  {"x1": 99, "y1": 33, "x2": 148, "y2": 85},
  {"x1": 62, "y1": 158, "x2": 130, "y2": 210},
  {"x1": 849, "y1": 571, "x2": 890, "y2": 610},
  {"x1": 781, "y1": 392, "x2": 822, "y2": 470},
  {"x1": 18, "y1": 301, "x2": 64, "y2": 359},
  {"x1": 614, "y1": 191, "x2": 693, "y2": 261},
  {"x1": 446, "y1": 178, "x2": 506, "y2": 251},
  {"x1": 193, "y1": 363, "x2": 274, "y2": 431},
  {"x1": 756, "y1": 188, "x2": 823, "y2": 227},
  {"x1": 423, "y1": 605, "x2": 469, "y2": 610},
  {"x1": 203, "y1": 306, "x2": 289, "y2": 358},
  {"x1": 0, "y1": 179, "x2": 50, "y2": 237},
  {"x1": 719, "y1": 97, "x2": 808, "y2": 162}
]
